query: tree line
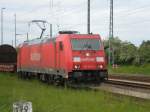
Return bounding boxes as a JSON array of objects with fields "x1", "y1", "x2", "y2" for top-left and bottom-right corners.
[{"x1": 104, "y1": 37, "x2": 150, "y2": 65}]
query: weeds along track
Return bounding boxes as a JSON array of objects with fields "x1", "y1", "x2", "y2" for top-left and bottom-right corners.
[{"x1": 68, "y1": 79, "x2": 150, "y2": 100}]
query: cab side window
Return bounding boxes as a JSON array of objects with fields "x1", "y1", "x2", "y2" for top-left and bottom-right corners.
[{"x1": 59, "y1": 42, "x2": 63, "y2": 51}]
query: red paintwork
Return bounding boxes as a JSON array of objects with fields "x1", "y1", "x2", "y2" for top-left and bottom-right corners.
[{"x1": 17, "y1": 34, "x2": 107, "y2": 78}]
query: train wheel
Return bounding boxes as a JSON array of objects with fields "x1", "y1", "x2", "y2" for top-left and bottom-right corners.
[
  {"x1": 37, "y1": 73, "x2": 41, "y2": 80},
  {"x1": 27, "y1": 72, "x2": 32, "y2": 79},
  {"x1": 53, "y1": 75, "x2": 64, "y2": 86},
  {"x1": 40, "y1": 74, "x2": 47, "y2": 82},
  {"x1": 47, "y1": 75, "x2": 54, "y2": 85},
  {"x1": 23, "y1": 72, "x2": 27, "y2": 79},
  {"x1": 20, "y1": 72, "x2": 24, "y2": 79}
]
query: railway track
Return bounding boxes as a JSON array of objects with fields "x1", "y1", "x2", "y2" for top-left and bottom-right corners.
[
  {"x1": 109, "y1": 74, "x2": 150, "y2": 83},
  {"x1": 106, "y1": 79, "x2": 150, "y2": 89},
  {"x1": 70, "y1": 79, "x2": 150, "y2": 90}
]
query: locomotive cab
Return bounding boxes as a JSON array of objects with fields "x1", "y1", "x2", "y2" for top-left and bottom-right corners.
[
  {"x1": 70, "y1": 35, "x2": 107, "y2": 81},
  {"x1": 57, "y1": 32, "x2": 108, "y2": 82}
]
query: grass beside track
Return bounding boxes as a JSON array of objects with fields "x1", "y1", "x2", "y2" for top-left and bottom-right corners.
[
  {"x1": 109, "y1": 64, "x2": 150, "y2": 76},
  {"x1": 0, "y1": 73, "x2": 150, "y2": 112}
]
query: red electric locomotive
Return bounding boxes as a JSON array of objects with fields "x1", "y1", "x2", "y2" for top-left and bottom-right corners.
[{"x1": 17, "y1": 31, "x2": 108, "y2": 84}]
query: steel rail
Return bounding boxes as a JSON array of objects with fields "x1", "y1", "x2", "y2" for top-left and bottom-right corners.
[{"x1": 106, "y1": 79, "x2": 150, "y2": 89}]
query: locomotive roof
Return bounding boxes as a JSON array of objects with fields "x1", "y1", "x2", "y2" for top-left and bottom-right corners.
[
  {"x1": 21, "y1": 37, "x2": 56, "y2": 46},
  {"x1": 19, "y1": 33, "x2": 100, "y2": 47}
]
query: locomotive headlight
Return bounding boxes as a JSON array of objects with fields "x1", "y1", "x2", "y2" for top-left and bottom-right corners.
[
  {"x1": 86, "y1": 53, "x2": 90, "y2": 57},
  {"x1": 74, "y1": 65, "x2": 80, "y2": 69},
  {"x1": 96, "y1": 57, "x2": 104, "y2": 62},
  {"x1": 73, "y1": 57, "x2": 81, "y2": 62}
]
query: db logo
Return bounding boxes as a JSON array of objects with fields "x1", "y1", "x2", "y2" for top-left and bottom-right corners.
[
  {"x1": 31, "y1": 53, "x2": 41, "y2": 61},
  {"x1": 13, "y1": 101, "x2": 32, "y2": 112}
]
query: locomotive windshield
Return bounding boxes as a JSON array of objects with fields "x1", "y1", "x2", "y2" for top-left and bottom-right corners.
[{"x1": 71, "y1": 38, "x2": 101, "y2": 50}]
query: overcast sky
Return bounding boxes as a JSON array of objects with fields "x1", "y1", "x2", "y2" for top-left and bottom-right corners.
[{"x1": 0, "y1": 0, "x2": 150, "y2": 46}]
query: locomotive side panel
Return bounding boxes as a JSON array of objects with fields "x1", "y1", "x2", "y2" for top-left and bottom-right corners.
[
  {"x1": 29, "y1": 44, "x2": 41, "y2": 69},
  {"x1": 20, "y1": 46, "x2": 30, "y2": 70},
  {"x1": 41, "y1": 41, "x2": 56, "y2": 70}
]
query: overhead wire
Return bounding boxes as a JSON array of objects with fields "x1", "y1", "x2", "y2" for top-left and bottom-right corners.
[{"x1": 15, "y1": 0, "x2": 150, "y2": 35}]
